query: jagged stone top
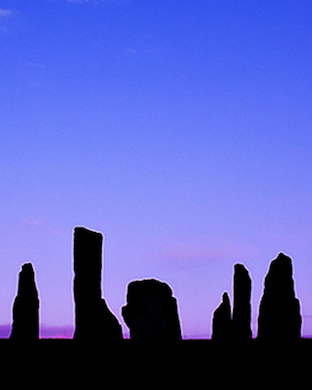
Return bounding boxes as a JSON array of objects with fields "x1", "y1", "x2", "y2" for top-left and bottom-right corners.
[
  {"x1": 234, "y1": 263, "x2": 250, "y2": 277},
  {"x1": 126, "y1": 279, "x2": 174, "y2": 305},
  {"x1": 222, "y1": 292, "x2": 230, "y2": 305},
  {"x1": 17, "y1": 263, "x2": 38, "y2": 299},
  {"x1": 233, "y1": 263, "x2": 251, "y2": 298},
  {"x1": 263, "y1": 252, "x2": 295, "y2": 298},
  {"x1": 267, "y1": 252, "x2": 293, "y2": 278}
]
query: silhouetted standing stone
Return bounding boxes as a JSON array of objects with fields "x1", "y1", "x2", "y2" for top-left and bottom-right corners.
[
  {"x1": 257, "y1": 253, "x2": 301, "y2": 342},
  {"x1": 73, "y1": 227, "x2": 122, "y2": 346},
  {"x1": 212, "y1": 292, "x2": 232, "y2": 342},
  {"x1": 10, "y1": 263, "x2": 39, "y2": 342},
  {"x1": 232, "y1": 264, "x2": 252, "y2": 341},
  {"x1": 122, "y1": 279, "x2": 182, "y2": 347}
]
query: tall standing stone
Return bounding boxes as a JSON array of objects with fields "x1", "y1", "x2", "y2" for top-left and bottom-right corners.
[
  {"x1": 232, "y1": 264, "x2": 252, "y2": 341},
  {"x1": 73, "y1": 226, "x2": 122, "y2": 346},
  {"x1": 212, "y1": 292, "x2": 232, "y2": 342},
  {"x1": 257, "y1": 252, "x2": 301, "y2": 342},
  {"x1": 122, "y1": 279, "x2": 182, "y2": 347},
  {"x1": 10, "y1": 263, "x2": 39, "y2": 342}
]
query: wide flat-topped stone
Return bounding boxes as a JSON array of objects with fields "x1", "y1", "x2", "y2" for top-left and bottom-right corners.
[{"x1": 122, "y1": 278, "x2": 182, "y2": 347}]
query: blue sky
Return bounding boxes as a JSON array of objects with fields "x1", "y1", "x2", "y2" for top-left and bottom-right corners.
[{"x1": 0, "y1": 0, "x2": 312, "y2": 338}]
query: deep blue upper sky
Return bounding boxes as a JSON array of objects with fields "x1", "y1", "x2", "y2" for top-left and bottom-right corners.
[{"x1": 1, "y1": 0, "x2": 312, "y2": 338}]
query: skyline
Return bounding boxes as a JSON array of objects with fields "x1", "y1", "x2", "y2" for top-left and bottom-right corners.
[
  {"x1": 1, "y1": 0, "x2": 312, "y2": 338},
  {"x1": 0, "y1": 230, "x2": 306, "y2": 339}
]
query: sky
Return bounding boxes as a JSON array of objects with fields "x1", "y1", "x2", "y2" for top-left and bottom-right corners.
[{"x1": 0, "y1": 0, "x2": 312, "y2": 339}]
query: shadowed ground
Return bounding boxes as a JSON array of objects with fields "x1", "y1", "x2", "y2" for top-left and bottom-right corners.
[{"x1": 0, "y1": 338, "x2": 310, "y2": 387}]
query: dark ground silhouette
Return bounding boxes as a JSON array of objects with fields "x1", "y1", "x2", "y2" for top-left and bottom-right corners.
[{"x1": 0, "y1": 338, "x2": 310, "y2": 386}]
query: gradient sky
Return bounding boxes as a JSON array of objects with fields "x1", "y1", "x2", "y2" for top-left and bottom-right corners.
[{"x1": 1, "y1": 0, "x2": 312, "y2": 338}]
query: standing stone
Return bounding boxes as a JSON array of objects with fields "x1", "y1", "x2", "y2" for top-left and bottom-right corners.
[
  {"x1": 10, "y1": 263, "x2": 39, "y2": 342},
  {"x1": 212, "y1": 292, "x2": 232, "y2": 342},
  {"x1": 257, "y1": 252, "x2": 301, "y2": 342},
  {"x1": 73, "y1": 226, "x2": 122, "y2": 346},
  {"x1": 232, "y1": 264, "x2": 252, "y2": 341},
  {"x1": 122, "y1": 279, "x2": 182, "y2": 347}
]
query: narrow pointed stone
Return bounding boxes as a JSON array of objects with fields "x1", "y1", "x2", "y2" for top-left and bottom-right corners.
[
  {"x1": 10, "y1": 263, "x2": 39, "y2": 342},
  {"x1": 232, "y1": 264, "x2": 252, "y2": 341},
  {"x1": 212, "y1": 292, "x2": 232, "y2": 342},
  {"x1": 257, "y1": 253, "x2": 301, "y2": 342}
]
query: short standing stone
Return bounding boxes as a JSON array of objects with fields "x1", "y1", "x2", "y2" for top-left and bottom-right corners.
[
  {"x1": 122, "y1": 279, "x2": 182, "y2": 347},
  {"x1": 10, "y1": 263, "x2": 39, "y2": 342},
  {"x1": 212, "y1": 292, "x2": 232, "y2": 342}
]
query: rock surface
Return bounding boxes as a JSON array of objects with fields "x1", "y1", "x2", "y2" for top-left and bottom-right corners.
[
  {"x1": 122, "y1": 278, "x2": 182, "y2": 347},
  {"x1": 10, "y1": 263, "x2": 39, "y2": 342},
  {"x1": 212, "y1": 292, "x2": 232, "y2": 342},
  {"x1": 257, "y1": 252, "x2": 301, "y2": 342},
  {"x1": 232, "y1": 264, "x2": 252, "y2": 341},
  {"x1": 73, "y1": 226, "x2": 122, "y2": 346}
]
